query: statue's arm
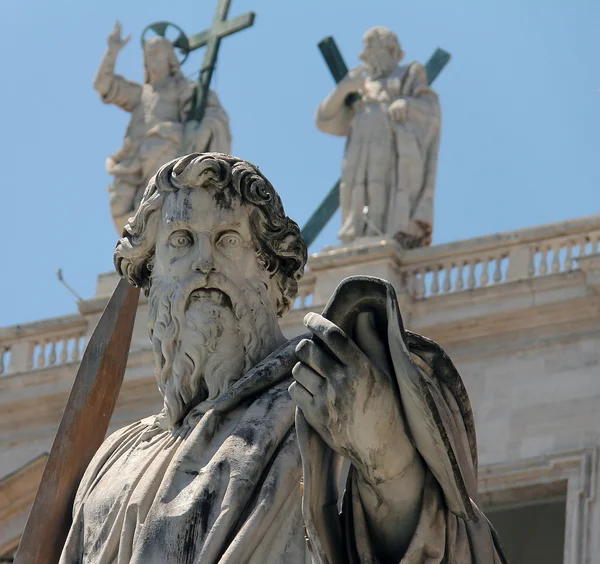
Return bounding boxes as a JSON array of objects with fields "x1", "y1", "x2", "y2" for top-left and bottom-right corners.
[
  {"x1": 402, "y1": 63, "x2": 440, "y2": 121},
  {"x1": 315, "y1": 68, "x2": 365, "y2": 137},
  {"x1": 93, "y1": 23, "x2": 142, "y2": 113},
  {"x1": 315, "y1": 90, "x2": 355, "y2": 137},
  {"x1": 352, "y1": 429, "x2": 426, "y2": 560}
]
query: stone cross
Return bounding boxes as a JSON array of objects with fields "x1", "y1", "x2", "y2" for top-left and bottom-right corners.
[
  {"x1": 144, "y1": 0, "x2": 255, "y2": 128},
  {"x1": 300, "y1": 36, "x2": 450, "y2": 248},
  {"x1": 184, "y1": 0, "x2": 255, "y2": 124}
]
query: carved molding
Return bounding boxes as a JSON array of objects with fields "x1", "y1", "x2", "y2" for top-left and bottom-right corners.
[{"x1": 479, "y1": 447, "x2": 598, "y2": 564}]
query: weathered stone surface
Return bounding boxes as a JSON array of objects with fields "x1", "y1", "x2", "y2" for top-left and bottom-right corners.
[{"x1": 14, "y1": 153, "x2": 501, "y2": 563}]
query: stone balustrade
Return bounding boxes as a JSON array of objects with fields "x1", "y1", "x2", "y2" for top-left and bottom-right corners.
[
  {"x1": 0, "y1": 315, "x2": 87, "y2": 377},
  {"x1": 401, "y1": 215, "x2": 600, "y2": 299},
  {"x1": 2, "y1": 215, "x2": 600, "y2": 375},
  {"x1": 292, "y1": 275, "x2": 316, "y2": 310}
]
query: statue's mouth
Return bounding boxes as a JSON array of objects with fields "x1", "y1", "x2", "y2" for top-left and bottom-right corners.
[{"x1": 189, "y1": 288, "x2": 232, "y2": 310}]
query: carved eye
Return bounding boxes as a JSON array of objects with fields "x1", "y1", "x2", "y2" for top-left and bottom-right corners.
[
  {"x1": 169, "y1": 230, "x2": 193, "y2": 248},
  {"x1": 217, "y1": 232, "x2": 241, "y2": 249}
]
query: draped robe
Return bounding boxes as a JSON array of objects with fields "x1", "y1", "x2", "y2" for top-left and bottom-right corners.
[{"x1": 59, "y1": 277, "x2": 507, "y2": 564}]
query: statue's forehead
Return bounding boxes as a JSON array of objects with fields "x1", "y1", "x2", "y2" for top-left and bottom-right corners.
[{"x1": 162, "y1": 188, "x2": 246, "y2": 227}]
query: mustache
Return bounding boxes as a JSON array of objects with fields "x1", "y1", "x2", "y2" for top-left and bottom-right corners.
[{"x1": 171, "y1": 272, "x2": 250, "y2": 322}]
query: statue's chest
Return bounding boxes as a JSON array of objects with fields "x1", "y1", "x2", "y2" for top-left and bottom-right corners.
[
  {"x1": 141, "y1": 82, "x2": 180, "y2": 115},
  {"x1": 363, "y1": 69, "x2": 409, "y2": 103}
]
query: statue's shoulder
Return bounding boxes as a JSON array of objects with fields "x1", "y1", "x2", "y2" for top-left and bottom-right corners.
[{"x1": 405, "y1": 61, "x2": 427, "y2": 78}]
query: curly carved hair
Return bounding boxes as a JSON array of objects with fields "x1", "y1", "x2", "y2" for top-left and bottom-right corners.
[{"x1": 114, "y1": 153, "x2": 307, "y2": 317}]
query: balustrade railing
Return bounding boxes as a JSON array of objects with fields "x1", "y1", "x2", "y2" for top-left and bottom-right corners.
[
  {"x1": 402, "y1": 216, "x2": 600, "y2": 299},
  {"x1": 0, "y1": 316, "x2": 87, "y2": 376},
  {"x1": 292, "y1": 275, "x2": 315, "y2": 310},
  {"x1": 2, "y1": 216, "x2": 600, "y2": 375}
]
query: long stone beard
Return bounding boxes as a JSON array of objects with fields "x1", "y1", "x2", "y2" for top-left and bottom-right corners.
[
  {"x1": 148, "y1": 272, "x2": 281, "y2": 428},
  {"x1": 365, "y1": 53, "x2": 395, "y2": 79}
]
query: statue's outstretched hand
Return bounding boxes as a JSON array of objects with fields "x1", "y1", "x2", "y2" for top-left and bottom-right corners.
[
  {"x1": 290, "y1": 312, "x2": 417, "y2": 485},
  {"x1": 107, "y1": 21, "x2": 131, "y2": 52}
]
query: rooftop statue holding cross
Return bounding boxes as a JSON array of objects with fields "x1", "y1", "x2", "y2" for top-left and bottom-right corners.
[
  {"x1": 315, "y1": 27, "x2": 444, "y2": 248},
  {"x1": 94, "y1": 8, "x2": 252, "y2": 234}
]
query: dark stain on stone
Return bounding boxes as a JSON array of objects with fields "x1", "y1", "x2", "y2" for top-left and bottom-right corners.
[
  {"x1": 214, "y1": 187, "x2": 234, "y2": 210},
  {"x1": 233, "y1": 425, "x2": 256, "y2": 445},
  {"x1": 179, "y1": 488, "x2": 216, "y2": 563}
]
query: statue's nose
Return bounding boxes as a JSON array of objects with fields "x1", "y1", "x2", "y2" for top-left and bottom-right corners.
[
  {"x1": 195, "y1": 259, "x2": 215, "y2": 274},
  {"x1": 192, "y1": 234, "x2": 215, "y2": 274}
]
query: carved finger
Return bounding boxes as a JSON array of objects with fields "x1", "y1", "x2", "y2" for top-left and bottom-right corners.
[
  {"x1": 303, "y1": 312, "x2": 358, "y2": 365},
  {"x1": 295, "y1": 339, "x2": 342, "y2": 379},
  {"x1": 288, "y1": 381, "x2": 314, "y2": 410},
  {"x1": 289, "y1": 383, "x2": 330, "y2": 439},
  {"x1": 292, "y1": 362, "x2": 324, "y2": 395},
  {"x1": 122, "y1": 34, "x2": 131, "y2": 47}
]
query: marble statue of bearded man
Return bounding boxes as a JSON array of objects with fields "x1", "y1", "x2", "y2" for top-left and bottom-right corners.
[
  {"x1": 94, "y1": 22, "x2": 231, "y2": 233},
  {"x1": 59, "y1": 153, "x2": 507, "y2": 564},
  {"x1": 316, "y1": 27, "x2": 441, "y2": 247}
]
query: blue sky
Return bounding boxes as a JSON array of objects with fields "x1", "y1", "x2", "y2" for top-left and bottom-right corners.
[{"x1": 1, "y1": 0, "x2": 599, "y2": 326}]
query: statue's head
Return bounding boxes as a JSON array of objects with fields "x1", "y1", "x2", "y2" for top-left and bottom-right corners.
[
  {"x1": 360, "y1": 27, "x2": 404, "y2": 77},
  {"x1": 114, "y1": 153, "x2": 307, "y2": 427},
  {"x1": 143, "y1": 36, "x2": 182, "y2": 84}
]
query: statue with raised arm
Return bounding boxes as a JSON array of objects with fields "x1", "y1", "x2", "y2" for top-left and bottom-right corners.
[
  {"x1": 316, "y1": 27, "x2": 441, "y2": 247},
  {"x1": 94, "y1": 23, "x2": 232, "y2": 232},
  {"x1": 58, "y1": 153, "x2": 506, "y2": 563}
]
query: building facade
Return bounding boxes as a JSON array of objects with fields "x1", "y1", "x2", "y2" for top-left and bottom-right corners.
[{"x1": 2, "y1": 215, "x2": 600, "y2": 562}]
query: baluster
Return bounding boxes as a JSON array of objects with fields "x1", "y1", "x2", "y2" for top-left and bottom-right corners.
[
  {"x1": 59, "y1": 337, "x2": 68, "y2": 363},
  {"x1": 413, "y1": 269, "x2": 426, "y2": 299},
  {"x1": 480, "y1": 258, "x2": 490, "y2": 286},
  {"x1": 467, "y1": 260, "x2": 477, "y2": 289},
  {"x1": 578, "y1": 237, "x2": 587, "y2": 260},
  {"x1": 35, "y1": 341, "x2": 46, "y2": 368},
  {"x1": 0, "y1": 348, "x2": 6, "y2": 375},
  {"x1": 493, "y1": 256, "x2": 502, "y2": 283},
  {"x1": 565, "y1": 241, "x2": 574, "y2": 271},
  {"x1": 456, "y1": 262, "x2": 465, "y2": 291},
  {"x1": 430, "y1": 267, "x2": 440, "y2": 295},
  {"x1": 551, "y1": 242, "x2": 561, "y2": 274},
  {"x1": 593, "y1": 233, "x2": 600, "y2": 254},
  {"x1": 72, "y1": 336, "x2": 82, "y2": 361},
  {"x1": 539, "y1": 246, "x2": 548, "y2": 276},
  {"x1": 48, "y1": 339, "x2": 57, "y2": 366},
  {"x1": 443, "y1": 263, "x2": 452, "y2": 293},
  {"x1": 527, "y1": 246, "x2": 535, "y2": 277}
]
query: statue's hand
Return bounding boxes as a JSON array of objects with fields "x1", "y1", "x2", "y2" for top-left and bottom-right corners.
[
  {"x1": 107, "y1": 21, "x2": 131, "y2": 52},
  {"x1": 388, "y1": 98, "x2": 408, "y2": 122},
  {"x1": 290, "y1": 312, "x2": 417, "y2": 485},
  {"x1": 339, "y1": 66, "x2": 366, "y2": 95}
]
